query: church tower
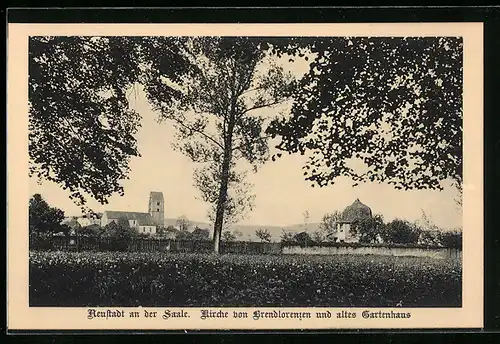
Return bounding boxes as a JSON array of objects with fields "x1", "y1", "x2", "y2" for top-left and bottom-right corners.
[{"x1": 148, "y1": 191, "x2": 164, "y2": 226}]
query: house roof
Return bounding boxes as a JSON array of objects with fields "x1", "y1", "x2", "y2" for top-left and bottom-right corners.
[
  {"x1": 341, "y1": 198, "x2": 372, "y2": 223},
  {"x1": 149, "y1": 191, "x2": 164, "y2": 201},
  {"x1": 104, "y1": 211, "x2": 157, "y2": 226}
]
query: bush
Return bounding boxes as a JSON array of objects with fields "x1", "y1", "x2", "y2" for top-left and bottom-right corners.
[
  {"x1": 418, "y1": 230, "x2": 443, "y2": 247},
  {"x1": 383, "y1": 219, "x2": 421, "y2": 244},
  {"x1": 80, "y1": 224, "x2": 104, "y2": 237},
  {"x1": 292, "y1": 231, "x2": 314, "y2": 247},
  {"x1": 280, "y1": 229, "x2": 295, "y2": 244},
  {"x1": 191, "y1": 227, "x2": 211, "y2": 241},
  {"x1": 29, "y1": 234, "x2": 54, "y2": 251},
  {"x1": 440, "y1": 231, "x2": 463, "y2": 249},
  {"x1": 101, "y1": 218, "x2": 137, "y2": 251},
  {"x1": 351, "y1": 214, "x2": 385, "y2": 243}
]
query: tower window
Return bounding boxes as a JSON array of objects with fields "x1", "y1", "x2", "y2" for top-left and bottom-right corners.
[
  {"x1": 157, "y1": 202, "x2": 161, "y2": 206},
  {"x1": 157, "y1": 208, "x2": 159, "y2": 211}
]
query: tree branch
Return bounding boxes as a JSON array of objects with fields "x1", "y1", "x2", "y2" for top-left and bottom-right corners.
[
  {"x1": 62, "y1": 117, "x2": 80, "y2": 138},
  {"x1": 166, "y1": 115, "x2": 224, "y2": 149},
  {"x1": 232, "y1": 135, "x2": 273, "y2": 153},
  {"x1": 238, "y1": 85, "x2": 266, "y2": 98},
  {"x1": 179, "y1": 42, "x2": 200, "y2": 65},
  {"x1": 80, "y1": 38, "x2": 107, "y2": 52},
  {"x1": 241, "y1": 98, "x2": 289, "y2": 115}
]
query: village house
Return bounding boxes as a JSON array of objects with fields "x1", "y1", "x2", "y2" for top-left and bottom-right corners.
[
  {"x1": 76, "y1": 212, "x2": 102, "y2": 227},
  {"x1": 62, "y1": 213, "x2": 101, "y2": 227}
]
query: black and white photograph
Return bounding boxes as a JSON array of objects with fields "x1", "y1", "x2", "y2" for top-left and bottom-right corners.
[{"x1": 7, "y1": 22, "x2": 483, "y2": 330}]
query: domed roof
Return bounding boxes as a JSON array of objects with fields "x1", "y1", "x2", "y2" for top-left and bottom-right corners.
[{"x1": 341, "y1": 198, "x2": 372, "y2": 223}]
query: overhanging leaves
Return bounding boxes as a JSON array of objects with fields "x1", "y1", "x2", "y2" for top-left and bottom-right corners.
[
  {"x1": 29, "y1": 36, "x2": 193, "y2": 208},
  {"x1": 267, "y1": 37, "x2": 463, "y2": 190}
]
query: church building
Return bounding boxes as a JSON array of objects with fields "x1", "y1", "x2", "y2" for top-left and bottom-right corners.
[
  {"x1": 148, "y1": 191, "x2": 164, "y2": 227},
  {"x1": 100, "y1": 191, "x2": 165, "y2": 235}
]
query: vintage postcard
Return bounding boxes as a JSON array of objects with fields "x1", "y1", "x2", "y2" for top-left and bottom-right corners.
[{"x1": 7, "y1": 22, "x2": 483, "y2": 331}]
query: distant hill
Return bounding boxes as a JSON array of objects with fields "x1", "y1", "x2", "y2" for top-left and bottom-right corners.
[{"x1": 163, "y1": 218, "x2": 321, "y2": 242}]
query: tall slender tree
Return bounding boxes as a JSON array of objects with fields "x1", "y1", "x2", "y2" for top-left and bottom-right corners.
[
  {"x1": 175, "y1": 215, "x2": 192, "y2": 232},
  {"x1": 29, "y1": 36, "x2": 296, "y2": 253},
  {"x1": 318, "y1": 210, "x2": 342, "y2": 241},
  {"x1": 255, "y1": 228, "x2": 272, "y2": 242},
  {"x1": 144, "y1": 37, "x2": 296, "y2": 252}
]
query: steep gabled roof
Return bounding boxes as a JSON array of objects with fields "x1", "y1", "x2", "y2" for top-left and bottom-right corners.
[{"x1": 104, "y1": 211, "x2": 156, "y2": 226}]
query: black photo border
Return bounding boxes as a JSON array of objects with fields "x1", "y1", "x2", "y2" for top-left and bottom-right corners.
[{"x1": 4, "y1": 6, "x2": 500, "y2": 342}]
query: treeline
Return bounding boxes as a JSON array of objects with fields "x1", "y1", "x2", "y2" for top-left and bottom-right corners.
[
  {"x1": 29, "y1": 193, "x2": 461, "y2": 250},
  {"x1": 28, "y1": 194, "x2": 243, "y2": 245},
  {"x1": 278, "y1": 211, "x2": 462, "y2": 249},
  {"x1": 28, "y1": 194, "x2": 207, "y2": 238}
]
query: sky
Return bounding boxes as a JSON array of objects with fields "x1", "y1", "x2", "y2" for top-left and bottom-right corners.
[{"x1": 28, "y1": 51, "x2": 462, "y2": 230}]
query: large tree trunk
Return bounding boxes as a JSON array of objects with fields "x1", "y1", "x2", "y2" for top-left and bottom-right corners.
[
  {"x1": 213, "y1": 112, "x2": 236, "y2": 253},
  {"x1": 212, "y1": 224, "x2": 222, "y2": 253},
  {"x1": 213, "y1": 142, "x2": 233, "y2": 253}
]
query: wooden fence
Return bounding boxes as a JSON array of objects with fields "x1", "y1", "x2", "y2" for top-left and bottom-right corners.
[{"x1": 29, "y1": 235, "x2": 282, "y2": 255}]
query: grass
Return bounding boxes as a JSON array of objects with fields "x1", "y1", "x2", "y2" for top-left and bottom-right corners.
[{"x1": 29, "y1": 250, "x2": 462, "y2": 308}]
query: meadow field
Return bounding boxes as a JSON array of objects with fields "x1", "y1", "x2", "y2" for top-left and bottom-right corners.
[{"x1": 29, "y1": 251, "x2": 461, "y2": 308}]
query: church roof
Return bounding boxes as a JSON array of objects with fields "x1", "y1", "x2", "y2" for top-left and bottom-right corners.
[
  {"x1": 104, "y1": 211, "x2": 156, "y2": 226},
  {"x1": 149, "y1": 191, "x2": 164, "y2": 200},
  {"x1": 341, "y1": 198, "x2": 373, "y2": 223}
]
